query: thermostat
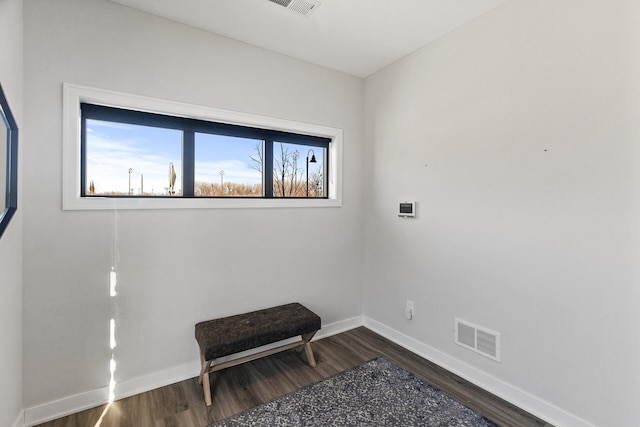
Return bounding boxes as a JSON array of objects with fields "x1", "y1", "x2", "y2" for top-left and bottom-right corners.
[{"x1": 398, "y1": 201, "x2": 416, "y2": 218}]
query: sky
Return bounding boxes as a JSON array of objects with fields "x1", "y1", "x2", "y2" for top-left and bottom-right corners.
[{"x1": 85, "y1": 119, "x2": 324, "y2": 196}]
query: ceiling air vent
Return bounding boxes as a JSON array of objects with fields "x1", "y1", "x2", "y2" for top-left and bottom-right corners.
[
  {"x1": 266, "y1": 0, "x2": 321, "y2": 17},
  {"x1": 455, "y1": 318, "x2": 501, "y2": 362}
]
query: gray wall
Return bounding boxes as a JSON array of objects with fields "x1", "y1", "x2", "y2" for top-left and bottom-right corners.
[
  {"x1": 363, "y1": 1, "x2": 640, "y2": 426},
  {"x1": 23, "y1": 0, "x2": 364, "y2": 410},
  {"x1": 0, "y1": 0, "x2": 23, "y2": 426}
]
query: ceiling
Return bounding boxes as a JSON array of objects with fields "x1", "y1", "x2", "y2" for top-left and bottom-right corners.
[{"x1": 109, "y1": 0, "x2": 511, "y2": 78}]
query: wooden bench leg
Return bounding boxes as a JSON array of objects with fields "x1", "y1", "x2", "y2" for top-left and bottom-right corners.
[
  {"x1": 199, "y1": 349, "x2": 213, "y2": 406},
  {"x1": 301, "y1": 332, "x2": 317, "y2": 367},
  {"x1": 202, "y1": 365, "x2": 212, "y2": 406},
  {"x1": 198, "y1": 349, "x2": 211, "y2": 384}
]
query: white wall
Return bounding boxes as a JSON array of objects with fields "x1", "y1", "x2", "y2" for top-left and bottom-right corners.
[
  {"x1": 363, "y1": 1, "x2": 640, "y2": 426},
  {"x1": 22, "y1": 0, "x2": 364, "y2": 414},
  {"x1": 0, "y1": 0, "x2": 24, "y2": 426}
]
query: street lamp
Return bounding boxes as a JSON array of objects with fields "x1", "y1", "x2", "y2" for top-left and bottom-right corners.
[{"x1": 306, "y1": 149, "x2": 317, "y2": 197}]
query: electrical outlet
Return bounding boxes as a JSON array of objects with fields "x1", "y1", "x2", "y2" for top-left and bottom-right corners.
[{"x1": 405, "y1": 300, "x2": 414, "y2": 320}]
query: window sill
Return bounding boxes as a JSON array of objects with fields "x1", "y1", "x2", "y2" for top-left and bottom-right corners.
[{"x1": 64, "y1": 196, "x2": 342, "y2": 210}]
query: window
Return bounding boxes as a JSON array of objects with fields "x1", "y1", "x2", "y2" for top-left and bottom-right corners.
[
  {"x1": 84, "y1": 117, "x2": 183, "y2": 196},
  {"x1": 81, "y1": 103, "x2": 330, "y2": 199},
  {"x1": 63, "y1": 83, "x2": 343, "y2": 210},
  {"x1": 194, "y1": 133, "x2": 262, "y2": 197}
]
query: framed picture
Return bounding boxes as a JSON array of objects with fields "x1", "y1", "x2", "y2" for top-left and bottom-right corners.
[{"x1": 0, "y1": 83, "x2": 18, "y2": 239}]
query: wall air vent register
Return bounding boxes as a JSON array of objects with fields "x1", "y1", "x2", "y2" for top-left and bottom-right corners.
[{"x1": 455, "y1": 318, "x2": 501, "y2": 362}]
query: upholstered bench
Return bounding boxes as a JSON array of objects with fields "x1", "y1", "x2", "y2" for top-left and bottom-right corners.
[{"x1": 195, "y1": 302, "x2": 321, "y2": 406}]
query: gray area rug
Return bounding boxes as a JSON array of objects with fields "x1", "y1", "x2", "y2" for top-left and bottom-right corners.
[{"x1": 210, "y1": 357, "x2": 498, "y2": 426}]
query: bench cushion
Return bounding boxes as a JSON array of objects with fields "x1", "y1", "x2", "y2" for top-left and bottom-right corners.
[{"x1": 195, "y1": 303, "x2": 321, "y2": 361}]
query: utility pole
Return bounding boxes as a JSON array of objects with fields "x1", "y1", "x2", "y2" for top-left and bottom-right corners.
[{"x1": 128, "y1": 168, "x2": 133, "y2": 195}]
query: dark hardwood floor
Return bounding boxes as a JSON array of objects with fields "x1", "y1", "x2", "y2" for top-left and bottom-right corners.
[{"x1": 36, "y1": 327, "x2": 553, "y2": 427}]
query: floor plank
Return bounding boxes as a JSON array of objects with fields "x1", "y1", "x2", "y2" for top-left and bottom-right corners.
[{"x1": 34, "y1": 327, "x2": 553, "y2": 427}]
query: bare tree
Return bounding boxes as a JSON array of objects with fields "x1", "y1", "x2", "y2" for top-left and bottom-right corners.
[
  {"x1": 273, "y1": 143, "x2": 287, "y2": 196},
  {"x1": 250, "y1": 142, "x2": 310, "y2": 197},
  {"x1": 249, "y1": 142, "x2": 263, "y2": 174},
  {"x1": 309, "y1": 164, "x2": 324, "y2": 197},
  {"x1": 289, "y1": 150, "x2": 302, "y2": 196}
]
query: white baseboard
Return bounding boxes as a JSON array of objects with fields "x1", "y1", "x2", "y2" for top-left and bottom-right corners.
[
  {"x1": 23, "y1": 316, "x2": 363, "y2": 426},
  {"x1": 316, "y1": 315, "x2": 363, "y2": 339},
  {"x1": 11, "y1": 411, "x2": 25, "y2": 427},
  {"x1": 363, "y1": 316, "x2": 596, "y2": 427},
  {"x1": 24, "y1": 387, "x2": 110, "y2": 427}
]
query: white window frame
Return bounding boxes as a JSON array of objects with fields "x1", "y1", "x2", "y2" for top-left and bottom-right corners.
[{"x1": 63, "y1": 83, "x2": 343, "y2": 210}]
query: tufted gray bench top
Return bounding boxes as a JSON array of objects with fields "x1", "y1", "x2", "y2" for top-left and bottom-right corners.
[{"x1": 195, "y1": 302, "x2": 321, "y2": 362}]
